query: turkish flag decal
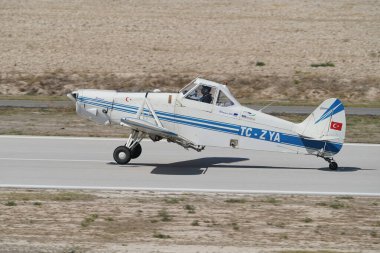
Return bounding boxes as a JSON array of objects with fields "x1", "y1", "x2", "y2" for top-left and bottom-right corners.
[{"x1": 330, "y1": 121, "x2": 343, "y2": 131}]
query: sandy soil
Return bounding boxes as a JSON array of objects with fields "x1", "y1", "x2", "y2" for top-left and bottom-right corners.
[
  {"x1": 0, "y1": 189, "x2": 379, "y2": 253},
  {"x1": 0, "y1": 0, "x2": 379, "y2": 103}
]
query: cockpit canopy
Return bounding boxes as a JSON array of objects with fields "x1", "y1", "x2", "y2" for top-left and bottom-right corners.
[{"x1": 179, "y1": 78, "x2": 240, "y2": 107}]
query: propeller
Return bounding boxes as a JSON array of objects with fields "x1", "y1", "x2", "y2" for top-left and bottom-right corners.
[{"x1": 67, "y1": 91, "x2": 78, "y2": 102}]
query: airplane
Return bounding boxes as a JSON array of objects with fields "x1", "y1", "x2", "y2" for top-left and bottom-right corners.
[{"x1": 67, "y1": 77, "x2": 346, "y2": 170}]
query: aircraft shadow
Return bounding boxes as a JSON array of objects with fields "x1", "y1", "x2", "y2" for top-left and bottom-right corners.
[
  {"x1": 131, "y1": 157, "x2": 249, "y2": 175},
  {"x1": 318, "y1": 167, "x2": 363, "y2": 172},
  {"x1": 108, "y1": 157, "x2": 363, "y2": 175}
]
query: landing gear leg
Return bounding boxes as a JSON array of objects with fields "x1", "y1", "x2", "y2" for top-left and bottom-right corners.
[
  {"x1": 113, "y1": 130, "x2": 144, "y2": 164},
  {"x1": 323, "y1": 157, "x2": 338, "y2": 170}
]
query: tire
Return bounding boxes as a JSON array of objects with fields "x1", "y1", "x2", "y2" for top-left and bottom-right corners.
[
  {"x1": 329, "y1": 162, "x2": 338, "y2": 170},
  {"x1": 113, "y1": 146, "x2": 132, "y2": 164},
  {"x1": 131, "y1": 143, "x2": 142, "y2": 159}
]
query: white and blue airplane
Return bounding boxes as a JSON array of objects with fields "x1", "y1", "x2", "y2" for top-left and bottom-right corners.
[{"x1": 67, "y1": 77, "x2": 346, "y2": 170}]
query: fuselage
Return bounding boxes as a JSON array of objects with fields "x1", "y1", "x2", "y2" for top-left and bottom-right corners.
[{"x1": 73, "y1": 89, "x2": 342, "y2": 157}]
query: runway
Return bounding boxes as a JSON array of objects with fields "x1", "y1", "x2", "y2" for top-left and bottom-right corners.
[{"x1": 0, "y1": 136, "x2": 379, "y2": 195}]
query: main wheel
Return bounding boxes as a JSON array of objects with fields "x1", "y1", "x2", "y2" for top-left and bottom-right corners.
[
  {"x1": 113, "y1": 146, "x2": 132, "y2": 164},
  {"x1": 329, "y1": 162, "x2": 338, "y2": 170},
  {"x1": 131, "y1": 143, "x2": 142, "y2": 159}
]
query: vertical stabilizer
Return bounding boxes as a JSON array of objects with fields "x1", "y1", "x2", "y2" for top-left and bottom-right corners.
[{"x1": 295, "y1": 98, "x2": 346, "y2": 144}]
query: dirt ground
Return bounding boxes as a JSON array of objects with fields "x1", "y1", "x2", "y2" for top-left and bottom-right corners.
[
  {"x1": 0, "y1": 0, "x2": 379, "y2": 104},
  {"x1": 0, "y1": 189, "x2": 379, "y2": 253}
]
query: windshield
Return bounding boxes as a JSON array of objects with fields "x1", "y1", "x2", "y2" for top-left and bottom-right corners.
[
  {"x1": 179, "y1": 80, "x2": 197, "y2": 95},
  {"x1": 216, "y1": 90, "x2": 234, "y2": 107}
]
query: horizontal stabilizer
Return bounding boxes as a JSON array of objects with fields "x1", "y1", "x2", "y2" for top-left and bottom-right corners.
[
  {"x1": 316, "y1": 135, "x2": 340, "y2": 141},
  {"x1": 299, "y1": 134, "x2": 339, "y2": 141}
]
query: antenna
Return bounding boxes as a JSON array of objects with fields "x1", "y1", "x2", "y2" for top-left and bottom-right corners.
[{"x1": 258, "y1": 101, "x2": 277, "y2": 112}]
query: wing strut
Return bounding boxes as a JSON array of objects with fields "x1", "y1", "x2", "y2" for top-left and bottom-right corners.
[
  {"x1": 136, "y1": 92, "x2": 162, "y2": 127},
  {"x1": 120, "y1": 92, "x2": 205, "y2": 152}
]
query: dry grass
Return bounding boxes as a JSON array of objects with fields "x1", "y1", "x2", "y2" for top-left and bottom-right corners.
[
  {"x1": 274, "y1": 113, "x2": 380, "y2": 144},
  {"x1": 1, "y1": 70, "x2": 379, "y2": 105},
  {"x1": 0, "y1": 107, "x2": 130, "y2": 138},
  {"x1": 277, "y1": 251, "x2": 354, "y2": 253},
  {"x1": 3, "y1": 191, "x2": 98, "y2": 202},
  {"x1": 0, "y1": 189, "x2": 379, "y2": 252}
]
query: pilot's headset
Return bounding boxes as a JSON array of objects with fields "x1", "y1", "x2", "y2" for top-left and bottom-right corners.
[{"x1": 201, "y1": 85, "x2": 211, "y2": 95}]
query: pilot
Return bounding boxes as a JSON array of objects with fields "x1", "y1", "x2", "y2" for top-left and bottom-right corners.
[{"x1": 199, "y1": 86, "x2": 213, "y2": 104}]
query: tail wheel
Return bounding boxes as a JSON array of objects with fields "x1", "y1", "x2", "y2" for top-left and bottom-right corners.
[
  {"x1": 131, "y1": 143, "x2": 142, "y2": 159},
  {"x1": 329, "y1": 162, "x2": 338, "y2": 170},
  {"x1": 113, "y1": 146, "x2": 132, "y2": 165},
  {"x1": 323, "y1": 157, "x2": 339, "y2": 171}
]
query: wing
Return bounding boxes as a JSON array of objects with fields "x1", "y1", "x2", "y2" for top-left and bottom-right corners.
[
  {"x1": 120, "y1": 117, "x2": 204, "y2": 152},
  {"x1": 120, "y1": 94, "x2": 204, "y2": 152},
  {"x1": 120, "y1": 117, "x2": 177, "y2": 139}
]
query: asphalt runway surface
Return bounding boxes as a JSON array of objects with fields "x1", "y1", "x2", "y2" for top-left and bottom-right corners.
[{"x1": 0, "y1": 136, "x2": 379, "y2": 195}]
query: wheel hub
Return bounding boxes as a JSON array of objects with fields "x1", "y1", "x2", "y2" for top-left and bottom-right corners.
[{"x1": 118, "y1": 152, "x2": 127, "y2": 160}]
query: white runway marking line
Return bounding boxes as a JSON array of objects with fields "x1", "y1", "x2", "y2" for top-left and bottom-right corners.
[
  {"x1": 344, "y1": 143, "x2": 380, "y2": 147},
  {"x1": 0, "y1": 184, "x2": 379, "y2": 196},
  {"x1": 0, "y1": 157, "x2": 110, "y2": 163},
  {"x1": 0, "y1": 135, "x2": 151, "y2": 142}
]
